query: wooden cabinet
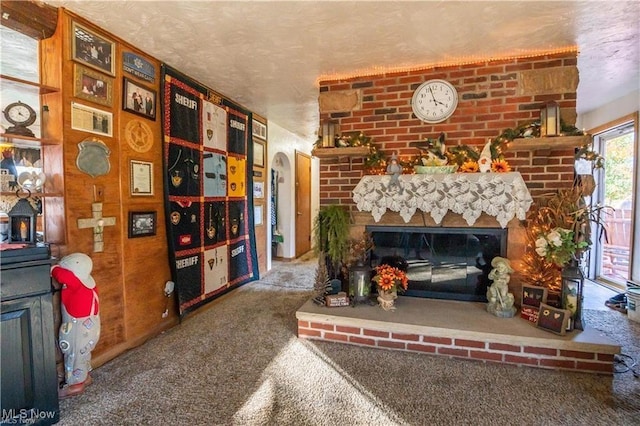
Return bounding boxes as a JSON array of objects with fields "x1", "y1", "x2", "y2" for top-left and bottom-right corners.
[{"x1": 0, "y1": 245, "x2": 59, "y2": 425}]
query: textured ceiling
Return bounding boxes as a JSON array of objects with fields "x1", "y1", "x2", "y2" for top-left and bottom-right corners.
[{"x1": 42, "y1": 1, "x2": 639, "y2": 141}]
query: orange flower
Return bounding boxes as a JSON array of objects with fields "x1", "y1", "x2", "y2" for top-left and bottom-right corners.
[
  {"x1": 491, "y1": 159, "x2": 511, "y2": 173},
  {"x1": 459, "y1": 161, "x2": 479, "y2": 173},
  {"x1": 373, "y1": 264, "x2": 409, "y2": 292},
  {"x1": 378, "y1": 275, "x2": 394, "y2": 291}
]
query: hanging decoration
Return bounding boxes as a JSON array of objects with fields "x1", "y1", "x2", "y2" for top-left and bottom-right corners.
[{"x1": 161, "y1": 65, "x2": 259, "y2": 316}]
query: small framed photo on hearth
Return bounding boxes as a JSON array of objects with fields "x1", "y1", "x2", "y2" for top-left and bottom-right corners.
[
  {"x1": 522, "y1": 285, "x2": 548, "y2": 308},
  {"x1": 536, "y1": 303, "x2": 571, "y2": 335},
  {"x1": 128, "y1": 211, "x2": 156, "y2": 238}
]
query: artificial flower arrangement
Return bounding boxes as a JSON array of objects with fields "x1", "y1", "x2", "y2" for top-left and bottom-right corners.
[
  {"x1": 534, "y1": 227, "x2": 588, "y2": 267},
  {"x1": 372, "y1": 264, "x2": 409, "y2": 294},
  {"x1": 521, "y1": 182, "x2": 612, "y2": 294}
]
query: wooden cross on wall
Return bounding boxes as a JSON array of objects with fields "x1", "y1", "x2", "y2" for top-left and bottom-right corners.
[{"x1": 77, "y1": 203, "x2": 116, "y2": 252}]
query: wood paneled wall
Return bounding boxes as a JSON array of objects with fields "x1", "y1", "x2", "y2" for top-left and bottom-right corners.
[{"x1": 41, "y1": 9, "x2": 176, "y2": 366}]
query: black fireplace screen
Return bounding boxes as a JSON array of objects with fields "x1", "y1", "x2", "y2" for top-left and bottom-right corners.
[{"x1": 366, "y1": 226, "x2": 507, "y2": 302}]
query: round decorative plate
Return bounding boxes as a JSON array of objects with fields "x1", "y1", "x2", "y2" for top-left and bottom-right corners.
[{"x1": 125, "y1": 119, "x2": 153, "y2": 153}]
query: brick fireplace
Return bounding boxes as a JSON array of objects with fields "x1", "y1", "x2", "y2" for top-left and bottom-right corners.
[
  {"x1": 316, "y1": 50, "x2": 586, "y2": 286},
  {"x1": 297, "y1": 51, "x2": 621, "y2": 374}
]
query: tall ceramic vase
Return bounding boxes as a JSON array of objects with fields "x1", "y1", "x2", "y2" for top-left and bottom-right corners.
[{"x1": 377, "y1": 287, "x2": 397, "y2": 311}]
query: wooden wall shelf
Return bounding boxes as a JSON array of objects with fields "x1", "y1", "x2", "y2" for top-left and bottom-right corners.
[
  {"x1": 507, "y1": 135, "x2": 590, "y2": 151},
  {"x1": 0, "y1": 74, "x2": 59, "y2": 95},
  {"x1": 312, "y1": 146, "x2": 371, "y2": 158},
  {"x1": 1, "y1": 134, "x2": 58, "y2": 146}
]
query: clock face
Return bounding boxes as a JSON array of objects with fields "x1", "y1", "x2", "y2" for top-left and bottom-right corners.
[
  {"x1": 3, "y1": 101, "x2": 37, "y2": 127},
  {"x1": 411, "y1": 80, "x2": 458, "y2": 123}
]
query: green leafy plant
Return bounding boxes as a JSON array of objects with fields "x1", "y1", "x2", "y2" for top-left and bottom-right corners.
[{"x1": 313, "y1": 205, "x2": 350, "y2": 278}]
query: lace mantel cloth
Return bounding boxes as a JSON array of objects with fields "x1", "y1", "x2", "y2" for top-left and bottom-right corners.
[{"x1": 352, "y1": 172, "x2": 533, "y2": 228}]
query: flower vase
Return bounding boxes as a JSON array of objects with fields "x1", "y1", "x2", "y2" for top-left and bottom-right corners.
[{"x1": 377, "y1": 287, "x2": 397, "y2": 311}]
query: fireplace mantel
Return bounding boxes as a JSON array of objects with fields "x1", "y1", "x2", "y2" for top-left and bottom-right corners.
[{"x1": 352, "y1": 172, "x2": 533, "y2": 228}]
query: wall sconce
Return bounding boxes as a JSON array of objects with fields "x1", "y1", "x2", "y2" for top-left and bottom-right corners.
[
  {"x1": 540, "y1": 101, "x2": 561, "y2": 137},
  {"x1": 7, "y1": 191, "x2": 37, "y2": 244}
]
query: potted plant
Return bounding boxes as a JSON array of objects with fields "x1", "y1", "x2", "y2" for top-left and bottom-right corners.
[{"x1": 313, "y1": 205, "x2": 350, "y2": 285}]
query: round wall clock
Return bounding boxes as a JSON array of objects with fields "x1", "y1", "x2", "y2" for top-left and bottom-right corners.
[
  {"x1": 3, "y1": 101, "x2": 37, "y2": 137},
  {"x1": 125, "y1": 119, "x2": 153, "y2": 153},
  {"x1": 411, "y1": 79, "x2": 458, "y2": 124}
]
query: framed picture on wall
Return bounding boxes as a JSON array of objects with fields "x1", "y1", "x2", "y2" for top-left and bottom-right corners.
[
  {"x1": 254, "y1": 204, "x2": 264, "y2": 226},
  {"x1": 252, "y1": 119, "x2": 267, "y2": 140},
  {"x1": 128, "y1": 211, "x2": 156, "y2": 238},
  {"x1": 71, "y1": 21, "x2": 115, "y2": 76},
  {"x1": 130, "y1": 160, "x2": 153, "y2": 196},
  {"x1": 253, "y1": 139, "x2": 265, "y2": 168},
  {"x1": 71, "y1": 101, "x2": 113, "y2": 137},
  {"x1": 123, "y1": 78, "x2": 156, "y2": 120},
  {"x1": 253, "y1": 181, "x2": 264, "y2": 198},
  {"x1": 74, "y1": 64, "x2": 113, "y2": 107}
]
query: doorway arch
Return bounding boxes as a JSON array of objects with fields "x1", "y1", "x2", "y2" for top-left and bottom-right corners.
[{"x1": 271, "y1": 152, "x2": 293, "y2": 259}]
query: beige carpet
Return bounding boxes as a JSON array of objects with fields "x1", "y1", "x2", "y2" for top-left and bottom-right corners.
[{"x1": 57, "y1": 256, "x2": 640, "y2": 425}]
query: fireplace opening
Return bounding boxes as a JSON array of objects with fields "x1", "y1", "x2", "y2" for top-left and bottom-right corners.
[{"x1": 366, "y1": 226, "x2": 507, "y2": 302}]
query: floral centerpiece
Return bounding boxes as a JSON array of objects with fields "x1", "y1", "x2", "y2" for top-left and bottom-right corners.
[
  {"x1": 534, "y1": 227, "x2": 588, "y2": 267},
  {"x1": 372, "y1": 264, "x2": 408, "y2": 311}
]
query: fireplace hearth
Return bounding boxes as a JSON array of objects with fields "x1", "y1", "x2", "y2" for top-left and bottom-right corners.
[{"x1": 367, "y1": 226, "x2": 507, "y2": 302}]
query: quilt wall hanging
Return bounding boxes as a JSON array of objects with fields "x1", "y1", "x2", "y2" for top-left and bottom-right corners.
[{"x1": 161, "y1": 65, "x2": 259, "y2": 316}]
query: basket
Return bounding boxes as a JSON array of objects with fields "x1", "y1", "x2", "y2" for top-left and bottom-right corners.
[
  {"x1": 414, "y1": 165, "x2": 458, "y2": 174},
  {"x1": 627, "y1": 288, "x2": 640, "y2": 323}
]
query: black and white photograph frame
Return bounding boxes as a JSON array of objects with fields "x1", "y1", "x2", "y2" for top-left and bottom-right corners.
[
  {"x1": 71, "y1": 101, "x2": 113, "y2": 137},
  {"x1": 123, "y1": 78, "x2": 156, "y2": 120},
  {"x1": 253, "y1": 139, "x2": 265, "y2": 168},
  {"x1": 74, "y1": 64, "x2": 113, "y2": 107},
  {"x1": 130, "y1": 160, "x2": 154, "y2": 196},
  {"x1": 128, "y1": 211, "x2": 156, "y2": 238},
  {"x1": 252, "y1": 119, "x2": 267, "y2": 140},
  {"x1": 71, "y1": 21, "x2": 115, "y2": 76}
]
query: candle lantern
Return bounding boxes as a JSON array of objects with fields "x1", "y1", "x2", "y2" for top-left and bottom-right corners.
[
  {"x1": 7, "y1": 191, "x2": 37, "y2": 244},
  {"x1": 540, "y1": 101, "x2": 561, "y2": 137},
  {"x1": 561, "y1": 260, "x2": 584, "y2": 331},
  {"x1": 349, "y1": 262, "x2": 371, "y2": 305}
]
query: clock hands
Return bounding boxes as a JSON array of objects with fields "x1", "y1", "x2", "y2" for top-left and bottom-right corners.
[
  {"x1": 429, "y1": 87, "x2": 447, "y2": 107},
  {"x1": 428, "y1": 87, "x2": 438, "y2": 104}
]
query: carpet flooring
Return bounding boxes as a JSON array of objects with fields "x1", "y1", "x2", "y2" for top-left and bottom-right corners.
[{"x1": 58, "y1": 256, "x2": 640, "y2": 425}]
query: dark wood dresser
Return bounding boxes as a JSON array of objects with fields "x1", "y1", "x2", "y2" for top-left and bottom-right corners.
[{"x1": 1, "y1": 244, "x2": 59, "y2": 425}]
